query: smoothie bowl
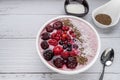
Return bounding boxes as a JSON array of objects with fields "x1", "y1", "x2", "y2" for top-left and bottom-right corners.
[{"x1": 36, "y1": 16, "x2": 101, "y2": 75}]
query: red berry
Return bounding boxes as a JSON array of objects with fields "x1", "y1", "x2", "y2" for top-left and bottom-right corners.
[
  {"x1": 51, "y1": 33, "x2": 56, "y2": 39},
  {"x1": 46, "y1": 25, "x2": 54, "y2": 32},
  {"x1": 71, "y1": 33, "x2": 76, "y2": 37},
  {"x1": 62, "y1": 33, "x2": 67, "y2": 39},
  {"x1": 53, "y1": 21, "x2": 63, "y2": 29},
  {"x1": 56, "y1": 29, "x2": 62, "y2": 34},
  {"x1": 66, "y1": 35, "x2": 71, "y2": 41},
  {"x1": 61, "y1": 51, "x2": 69, "y2": 59},
  {"x1": 62, "y1": 26, "x2": 69, "y2": 31},
  {"x1": 55, "y1": 36, "x2": 60, "y2": 41},
  {"x1": 70, "y1": 50, "x2": 77, "y2": 56},
  {"x1": 53, "y1": 46, "x2": 63, "y2": 55},
  {"x1": 69, "y1": 30, "x2": 74, "y2": 35},
  {"x1": 48, "y1": 39, "x2": 58, "y2": 46}
]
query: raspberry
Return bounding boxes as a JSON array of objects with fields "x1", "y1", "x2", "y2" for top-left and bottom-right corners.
[
  {"x1": 46, "y1": 25, "x2": 54, "y2": 32},
  {"x1": 62, "y1": 26, "x2": 69, "y2": 31},
  {"x1": 69, "y1": 50, "x2": 77, "y2": 56},
  {"x1": 51, "y1": 33, "x2": 56, "y2": 39},
  {"x1": 41, "y1": 32, "x2": 50, "y2": 40},
  {"x1": 48, "y1": 39, "x2": 58, "y2": 46},
  {"x1": 53, "y1": 46, "x2": 63, "y2": 55},
  {"x1": 53, "y1": 57, "x2": 64, "y2": 68},
  {"x1": 61, "y1": 51, "x2": 69, "y2": 59},
  {"x1": 53, "y1": 21, "x2": 63, "y2": 29},
  {"x1": 69, "y1": 30, "x2": 74, "y2": 35},
  {"x1": 43, "y1": 50, "x2": 54, "y2": 61},
  {"x1": 41, "y1": 41, "x2": 49, "y2": 50},
  {"x1": 66, "y1": 56, "x2": 78, "y2": 69}
]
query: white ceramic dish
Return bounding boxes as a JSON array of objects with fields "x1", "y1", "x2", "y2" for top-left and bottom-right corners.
[
  {"x1": 92, "y1": 0, "x2": 120, "y2": 28},
  {"x1": 36, "y1": 15, "x2": 101, "y2": 75}
]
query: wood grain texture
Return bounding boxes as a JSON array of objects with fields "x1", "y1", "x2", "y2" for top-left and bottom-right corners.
[
  {"x1": 0, "y1": 73, "x2": 119, "y2": 80},
  {"x1": 0, "y1": 15, "x2": 120, "y2": 39}
]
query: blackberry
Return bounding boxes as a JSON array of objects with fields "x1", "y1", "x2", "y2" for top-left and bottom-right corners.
[
  {"x1": 66, "y1": 56, "x2": 78, "y2": 69},
  {"x1": 41, "y1": 41, "x2": 49, "y2": 50},
  {"x1": 43, "y1": 50, "x2": 54, "y2": 61},
  {"x1": 46, "y1": 25, "x2": 54, "y2": 32},
  {"x1": 41, "y1": 32, "x2": 50, "y2": 40},
  {"x1": 53, "y1": 57, "x2": 64, "y2": 68},
  {"x1": 53, "y1": 21, "x2": 63, "y2": 29}
]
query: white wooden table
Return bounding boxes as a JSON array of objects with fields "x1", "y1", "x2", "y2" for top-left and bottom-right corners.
[{"x1": 0, "y1": 0, "x2": 120, "y2": 80}]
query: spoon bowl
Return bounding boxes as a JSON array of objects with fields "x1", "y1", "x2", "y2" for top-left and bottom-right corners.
[
  {"x1": 92, "y1": 0, "x2": 120, "y2": 28},
  {"x1": 101, "y1": 48, "x2": 114, "y2": 66}
]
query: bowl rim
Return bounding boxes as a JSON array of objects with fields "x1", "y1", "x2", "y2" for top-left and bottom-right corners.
[{"x1": 36, "y1": 15, "x2": 101, "y2": 75}]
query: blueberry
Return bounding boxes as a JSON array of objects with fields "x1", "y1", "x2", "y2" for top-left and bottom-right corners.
[
  {"x1": 63, "y1": 44, "x2": 68, "y2": 49},
  {"x1": 59, "y1": 40, "x2": 63, "y2": 45},
  {"x1": 67, "y1": 47, "x2": 72, "y2": 51},
  {"x1": 73, "y1": 44, "x2": 78, "y2": 49},
  {"x1": 67, "y1": 43, "x2": 72, "y2": 47}
]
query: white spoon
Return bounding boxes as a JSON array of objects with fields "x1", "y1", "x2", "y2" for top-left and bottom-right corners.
[{"x1": 92, "y1": 0, "x2": 120, "y2": 28}]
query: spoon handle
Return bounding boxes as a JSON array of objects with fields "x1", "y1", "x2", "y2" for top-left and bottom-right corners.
[{"x1": 99, "y1": 65, "x2": 105, "y2": 80}]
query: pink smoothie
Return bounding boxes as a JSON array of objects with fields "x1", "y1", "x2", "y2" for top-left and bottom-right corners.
[{"x1": 38, "y1": 17, "x2": 98, "y2": 71}]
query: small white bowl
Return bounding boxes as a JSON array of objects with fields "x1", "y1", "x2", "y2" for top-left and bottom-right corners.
[
  {"x1": 92, "y1": 0, "x2": 120, "y2": 28},
  {"x1": 36, "y1": 15, "x2": 101, "y2": 75}
]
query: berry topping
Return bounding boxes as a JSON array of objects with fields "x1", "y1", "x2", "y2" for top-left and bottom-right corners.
[
  {"x1": 41, "y1": 32, "x2": 50, "y2": 40},
  {"x1": 61, "y1": 51, "x2": 69, "y2": 59},
  {"x1": 48, "y1": 39, "x2": 58, "y2": 46},
  {"x1": 69, "y1": 30, "x2": 74, "y2": 35},
  {"x1": 54, "y1": 36, "x2": 60, "y2": 41},
  {"x1": 67, "y1": 43, "x2": 72, "y2": 47},
  {"x1": 53, "y1": 21, "x2": 63, "y2": 29},
  {"x1": 71, "y1": 33, "x2": 76, "y2": 37},
  {"x1": 53, "y1": 57, "x2": 64, "y2": 68},
  {"x1": 73, "y1": 44, "x2": 78, "y2": 49},
  {"x1": 59, "y1": 40, "x2": 63, "y2": 45},
  {"x1": 53, "y1": 46, "x2": 63, "y2": 55},
  {"x1": 62, "y1": 26, "x2": 69, "y2": 31},
  {"x1": 70, "y1": 50, "x2": 77, "y2": 56},
  {"x1": 63, "y1": 44, "x2": 68, "y2": 49},
  {"x1": 41, "y1": 41, "x2": 49, "y2": 50},
  {"x1": 56, "y1": 29, "x2": 62, "y2": 34},
  {"x1": 67, "y1": 47, "x2": 72, "y2": 51},
  {"x1": 43, "y1": 50, "x2": 54, "y2": 61},
  {"x1": 46, "y1": 25, "x2": 54, "y2": 32},
  {"x1": 51, "y1": 33, "x2": 56, "y2": 39},
  {"x1": 66, "y1": 56, "x2": 78, "y2": 69}
]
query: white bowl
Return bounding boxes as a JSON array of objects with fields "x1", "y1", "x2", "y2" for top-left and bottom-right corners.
[{"x1": 36, "y1": 15, "x2": 101, "y2": 75}]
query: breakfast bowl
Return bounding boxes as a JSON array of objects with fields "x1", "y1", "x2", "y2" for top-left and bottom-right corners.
[{"x1": 36, "y1": 16, "x2": 101, "y2": 75}]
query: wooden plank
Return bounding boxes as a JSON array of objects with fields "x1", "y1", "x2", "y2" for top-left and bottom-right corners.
[
  {"x1": 0, "y1": 15, "x2": 120, "y2": 39},
  {"x1": 0, "y1": 38, "x2": 119, "y2": 73},
  {"x1": 0, "y1": 0, "x2": 109, "y2": 15},
  {"x1": 0, "y1": 73, "x2": 119, "y2": 80}
]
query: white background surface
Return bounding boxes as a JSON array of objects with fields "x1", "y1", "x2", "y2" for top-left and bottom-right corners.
[{"x1": 0, "y1": 0, "x2": 120, "y2": 80}]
